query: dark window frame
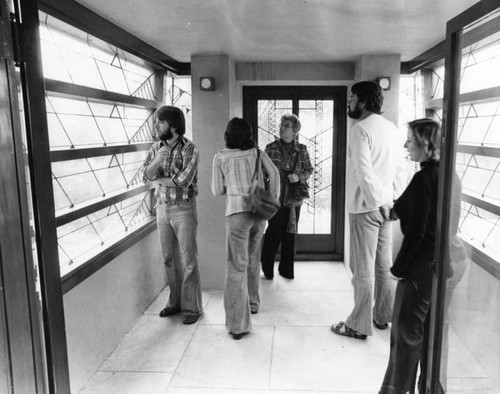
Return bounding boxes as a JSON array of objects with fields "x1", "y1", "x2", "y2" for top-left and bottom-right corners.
[
  {"x1": 31, "y1": 1, "x2": 186, "y2": 294},
  {"x1": 403, "y1": 6, "x2": 500, "y2": 281}
]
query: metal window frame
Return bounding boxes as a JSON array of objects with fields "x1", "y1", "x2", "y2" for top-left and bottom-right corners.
[
  {"x1": 405, "y1": 5, "x2": 500, "y2": 283},
  {"x1": 10, "y1": 0, "x2": 184, "y2": 391},
  {"x1": 428, "y1": 1, "x2": 500, "y2": 393},
  {"x1": 36, "y1": 3, "x2": 172, "y2": 291}
]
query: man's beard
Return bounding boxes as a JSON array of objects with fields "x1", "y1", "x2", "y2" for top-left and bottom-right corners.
[
  {"x1": 158, "y1": 127, "x2": 174, "y2": 141},
  {"x1": 348, "y1": 104, "x2": 362, "y2": 119}
]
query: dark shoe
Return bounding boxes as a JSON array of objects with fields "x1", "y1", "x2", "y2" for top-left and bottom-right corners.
[
  {"x1": 230, "y1": 332, "x2": 249, "y2": 340},
  {"x1": 251, "y1": 310, "x2": 258, "y2": 314},
  {"x1": 159, "y1": 307, "x2": 181, "y2": 317},
  {"x1": 279, "y1": 272, "x2": 294, "y2": 279},
  {"x1": 373, "y1": 319, "x2": 389, "y2": 330},
  {"x1": 182, "y1": 314, "x2": 201, "y2": 325},
  {"x1": 263, "y1": 273, "x2": 273, "y2": 280},
  {"x1": 331, "y1": 321, "x2": 367, "y2": 340}
]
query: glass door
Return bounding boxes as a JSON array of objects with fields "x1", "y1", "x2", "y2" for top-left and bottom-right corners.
[
  {"x1": 243, "y1": 86, "x2": 347, "y2": 260},
  {"x1": 428, "y1": 2, "x2": 500, "y2": 393}
]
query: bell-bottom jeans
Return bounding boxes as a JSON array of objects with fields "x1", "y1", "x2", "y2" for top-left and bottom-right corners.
[
  {"x1": 157, "y1": 201, "x2": 203, "y2": 319},
  {"x1": 225, "y1": 212, "x2": 266, "y2": 334},
  {"x1": 345, "y1": 210, "x2": 395, "y2": 335}
]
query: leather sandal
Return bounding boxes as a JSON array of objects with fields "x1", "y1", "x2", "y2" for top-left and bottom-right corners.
[{"x1": 331, "y1": 321, "x2": 367, "y2": 340}]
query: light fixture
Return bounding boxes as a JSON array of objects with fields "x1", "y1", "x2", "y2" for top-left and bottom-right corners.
[
  {"x1": 200, "y1": 77, "x2": 215, "y2": 91},
  {"x1": 376, "y1": 76, "x2": 391, "y2": 91}
]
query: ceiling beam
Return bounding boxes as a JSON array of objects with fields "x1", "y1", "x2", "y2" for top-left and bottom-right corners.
[{"x1": 402, "y1": 13, "x2": 500, "y2": 74}]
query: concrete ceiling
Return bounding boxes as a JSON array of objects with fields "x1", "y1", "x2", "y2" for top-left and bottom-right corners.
[{"x1": 75, "y1": 0, "x2": 479, "y2": 63}]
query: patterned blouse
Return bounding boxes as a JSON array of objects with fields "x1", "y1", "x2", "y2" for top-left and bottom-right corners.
[
  {"x1": 211, "y1": 148, "x2": 280, "y2": 216},
  {"x1": 264, "y1": 138, "x2": 313, "y2": 206}
]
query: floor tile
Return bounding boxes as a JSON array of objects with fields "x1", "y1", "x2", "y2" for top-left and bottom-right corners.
[
  {"x1": 167, "y1": 389, "x2": 320, "y2": 394},
  {"x1": 99, "y1": 314, "x2": 198, "y2": 372},
  {"x1": 199, "y1": 291, "x2": 225, "y2": 326},
  {"x1": 255, "y1": 289, "x2": 354, "y2": 326},
  {"x1": 79, "y1": 371, "x2": 171, "y2": 394},
  {"x1": 276, "y1": 261, "x2": 352, "y2": 291},
  {"x1": 201, "y1": 288, "x2": 354, "y2": 327},
  {"x1": 170, "y1": 325, "x2": 274, "y2": 389},
  {"x1": 270, "y1": 326, "x2": 389, "y2": 392},
  {"x1": 145, "y1": 289, "x2": 213, "y2": 316}
]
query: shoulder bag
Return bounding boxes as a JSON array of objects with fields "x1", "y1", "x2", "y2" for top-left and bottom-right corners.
[{"x1": 248, "y1": 149, "x2": 280, "y2": 220}]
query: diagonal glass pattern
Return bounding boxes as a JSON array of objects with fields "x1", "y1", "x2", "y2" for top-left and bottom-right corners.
[
  {"x1": 51, "y1": 151, "x2": 147, "y2": 211},
  {"x1": 257, "y1": 100, "x2": 293, "y2": 147},
  {"x1": 460, "y1": 30, "x2": 500, "y2": 93},
  {"x1": 165, "y1": 74, "x2": 193, "y2": 139},
  {"x1": 46, "y1": 95, "x2": 154, "y2": 149},
  {"x1": 39, "y1": 12, "x2": 156, "y2": 99},
  {"x1": 37, "y1": 11, "x2": 170, "y2": 278},
  {"x1": 297, "y1": 100, "x2": 334, "y2": 234},
  {"x1": 256, "y1": 99, "x2": 334, "y2": 235},
  {"x1": 57, "y1": 192, "x2": 152, "y2": 276},
  {"x1": 431, "y1": 65, "x2": 445, "y2": 100}
]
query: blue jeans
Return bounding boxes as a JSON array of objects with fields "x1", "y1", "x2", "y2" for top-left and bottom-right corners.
[
  {"x1": 225, "y1": 212, "x2": 266, "y2": 334},
  {"x1": 157, "y1": 201, "x2": 203, "y2": 318}
]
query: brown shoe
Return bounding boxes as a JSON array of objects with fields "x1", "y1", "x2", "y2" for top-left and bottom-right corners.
[
  {"x1": 230, "y1": 332, "x2": 249, "y2": 340},
  {"x1": 182, "y1": 314, "x2": 201, "y2": 325},
  {"x1": 159, "y1": 307, "x2": 181, "y2": 318},
  {"x1": 373, "y1": 319, "x2": 389, "y2": 330}
]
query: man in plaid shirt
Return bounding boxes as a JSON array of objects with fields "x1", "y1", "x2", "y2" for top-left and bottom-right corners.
[{"x1": 142, "y1": 105, "x2": 203, "y2": 325}]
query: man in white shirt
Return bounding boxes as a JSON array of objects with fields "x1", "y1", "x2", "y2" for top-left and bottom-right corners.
[{"x1": 332, "y1": 81, "x2": 404, "y2": 339}]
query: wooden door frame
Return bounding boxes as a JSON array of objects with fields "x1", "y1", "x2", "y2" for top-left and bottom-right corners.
[{"x1": 243, "y1": 85, "x2": 346, "y2": 261}]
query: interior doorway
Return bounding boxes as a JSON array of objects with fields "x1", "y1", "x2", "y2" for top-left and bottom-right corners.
[{"x1": 243, "y1": 86, "x2": 347, "y2": 260}]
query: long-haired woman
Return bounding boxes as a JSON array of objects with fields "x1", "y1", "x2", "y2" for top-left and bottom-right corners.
[{"x1": 211, "y1": 118, "x2": 279, "y2": 340}]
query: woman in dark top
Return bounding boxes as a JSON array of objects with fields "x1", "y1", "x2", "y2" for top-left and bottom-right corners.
[
  {"x1": 260, "y1": 114, "x2": 313, "y2": 280},
  {"x1": 379, "y1": 118, "x2": 441, "y2": 394}
]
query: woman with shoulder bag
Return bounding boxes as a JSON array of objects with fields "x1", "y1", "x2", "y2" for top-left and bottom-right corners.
[{"x1": 211, "y1": 118, "x2": 279, "y2": 340}]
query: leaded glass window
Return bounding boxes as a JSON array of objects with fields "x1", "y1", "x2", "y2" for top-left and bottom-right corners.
[{"x1": 38, "y1": 12, "x2": 167, "y2": 275}]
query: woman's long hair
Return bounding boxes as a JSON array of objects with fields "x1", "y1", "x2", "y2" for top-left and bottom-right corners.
[
  {"x1": 408, "y1": 118, "x2": 441, "y2": 161},
  {"x1": 224, "y1": 118, "x2": 256, "y2": 150}
]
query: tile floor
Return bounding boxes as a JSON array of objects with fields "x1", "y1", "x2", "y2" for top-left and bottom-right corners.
[{"x1": 78, "y1": 261, "x2": 393, "y2": 394}]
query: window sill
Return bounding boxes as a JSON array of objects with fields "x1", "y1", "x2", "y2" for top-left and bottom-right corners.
[{"x1": 61, "y1": 218, "x2": 157, "y2": 294}]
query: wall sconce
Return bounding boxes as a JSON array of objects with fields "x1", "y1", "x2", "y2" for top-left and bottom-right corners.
[
  {"x1": 376, "y1": 76, "x2": 391, "y2": 91},
  {"x1": 200, "y1": 77, "x2": 215, "y2": 91}
]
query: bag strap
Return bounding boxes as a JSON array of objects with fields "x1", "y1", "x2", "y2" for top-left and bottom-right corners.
[{"x1": 251, "y1": 148, "x2": 261, "y2": 184}]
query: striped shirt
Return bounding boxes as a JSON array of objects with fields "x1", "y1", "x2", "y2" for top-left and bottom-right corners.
[
  {"x1": 211, "y1": 148, "x2": 280, "y2": 216},
  {"x1": 141, "y1": 137, "x2": 199, "y2": 203}
]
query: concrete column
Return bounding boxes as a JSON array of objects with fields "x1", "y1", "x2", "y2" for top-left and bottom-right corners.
[
  {"x1": 191, "y1": 54, "x2": 240, "y2": 289},
  {"x1": 354, "y1": 54, "x2": 401, "y2": 125}
]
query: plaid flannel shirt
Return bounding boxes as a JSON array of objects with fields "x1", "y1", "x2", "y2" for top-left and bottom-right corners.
[
  {"x1": 264, "y1": 138, "x2": 313, "y2": 206},
  {"x1": 141, "y1": 137, "x2": 199, "y2": 203}
]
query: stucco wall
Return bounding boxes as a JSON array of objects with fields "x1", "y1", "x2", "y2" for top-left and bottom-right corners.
[
  {"x1": 190, "y1": 54, "x2": 240, "y2": 290},
  {"x1": 63, "y1": 231, "x2": 165, "y2": 393}
]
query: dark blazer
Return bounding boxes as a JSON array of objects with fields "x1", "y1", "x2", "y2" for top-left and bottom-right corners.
[{"x1": 391, "y1": 161, "x2": 439, "y2": 278}]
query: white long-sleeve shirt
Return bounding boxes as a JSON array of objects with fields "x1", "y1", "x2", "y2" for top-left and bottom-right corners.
[{"x1": 346, "y1": 113, "x2": 405, "y2": 214}]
